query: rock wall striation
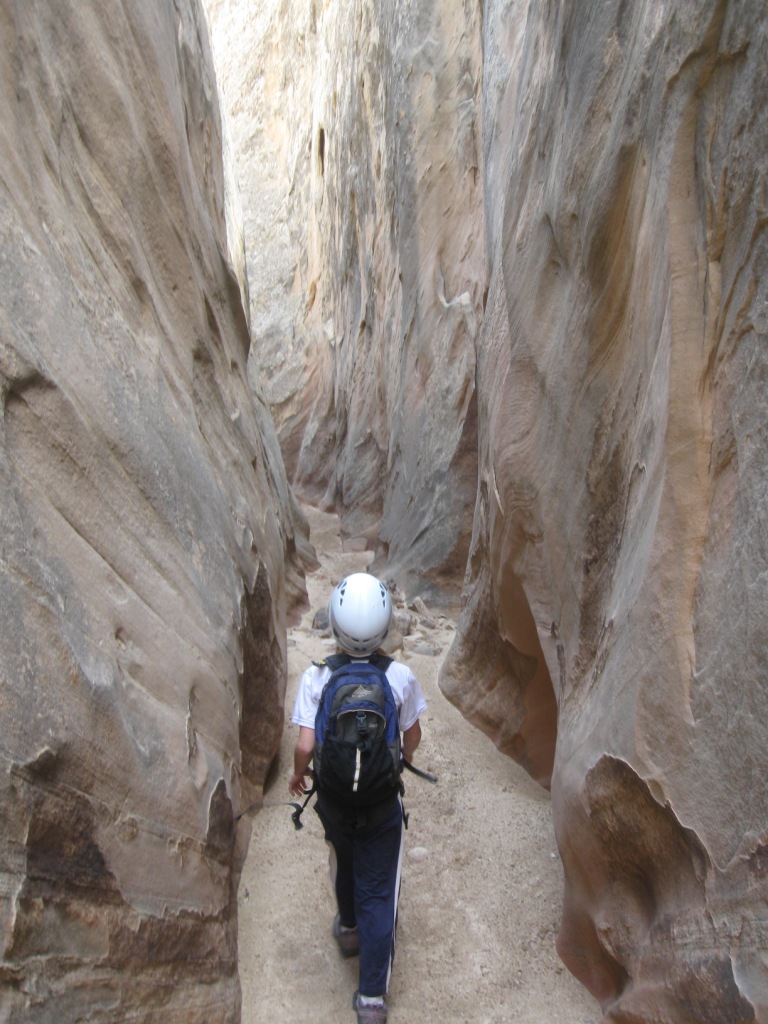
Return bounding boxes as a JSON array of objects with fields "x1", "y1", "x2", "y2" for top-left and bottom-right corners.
[
  {"x1": 207, "y1": 0, "x2": 485, "y2": 610},
  {"x1": 441, "y1": 1, "x2": 768, "y2": 1020},
  {"x1": 194, "y1": 0, "x2": 767, "y2": 1019},
  {"x1": 0, "y1": 2, "x2": 307, "y2": 1020},
  {"x1": 212, "y1": 0, "x2": 767, "y2": 1019}
]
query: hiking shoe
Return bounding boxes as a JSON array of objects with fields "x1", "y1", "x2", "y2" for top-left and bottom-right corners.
[
  {"x1": 333, "y1": 913, "x2": 359, "y2": 958},
  {"x1": 353, "y1": 991, "x2": 387, "y2": 1024}
]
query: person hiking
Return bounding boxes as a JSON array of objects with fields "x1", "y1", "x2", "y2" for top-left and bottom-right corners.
[{"x1": 288, "y1": 572, "x2": 427, "y2": 1024}]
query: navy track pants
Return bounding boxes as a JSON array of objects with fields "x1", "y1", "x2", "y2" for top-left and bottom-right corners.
[{"x1": 317, "y1": 801, "x2": 405, "y2": 997}]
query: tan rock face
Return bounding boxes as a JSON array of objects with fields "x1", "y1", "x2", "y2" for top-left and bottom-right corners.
[
  {"x1": 0, "y1": 1, "x2": 306, "y2": 1019},
  {"x1": 207, "y1": 0, "x2": 484, "y2": 610},
  {"x1": 441, "y1": 0, "x2": 768, "y2": 1019},
  {"x1": 184, "y1": 0, "x2": 767, "y2": 1019},
  {"x1": 213, "y1": 0, "x2": 768, "y2": 1017}
]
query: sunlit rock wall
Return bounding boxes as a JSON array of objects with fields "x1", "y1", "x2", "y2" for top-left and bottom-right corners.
[
  {"x1": 0, "y1": 2, "x2": 306, "y2": 1020},
  {"x1": 441, "y1": 1, "x2": 768, "y2": 1020},
  {"x1": 207, "y1": 0, "x2": 484, "y2": 608}
]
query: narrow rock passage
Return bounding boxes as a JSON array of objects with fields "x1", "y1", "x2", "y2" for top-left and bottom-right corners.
[{"x1": 238, "y1": 506, "x2": 598, "y2": 1024}]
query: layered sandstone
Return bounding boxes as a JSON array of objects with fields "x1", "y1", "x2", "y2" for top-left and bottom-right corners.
[
  {"x1": 15, "y1": 0, "x2": 761, "y2": 1020},
  {"x1": 0, "y1": 2, "x2": 307, "y2": 1020},
  {"x1": 441, "y1": 1, "x2": 768, "y2": 1020},
  {"x1": 210, "y1": 0, "x2": 767, "y2": 1020},
  {"x1": 206, "y1": 0, "x2": 484, "y2": 609}
]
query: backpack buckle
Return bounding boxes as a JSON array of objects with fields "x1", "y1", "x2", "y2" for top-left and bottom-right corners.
[{"x1": 355, "y1": 711, "x2": 369, "y2": 737}]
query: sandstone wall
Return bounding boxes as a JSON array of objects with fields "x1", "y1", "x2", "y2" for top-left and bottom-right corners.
[
  {"x1": 0, "y1": 2, "x2": 306, "y2": 1020},
  {"x1": 207, "y1": 0, "x2": 484, "y2": 609},
  {"x1": 209, "y1": 0, "x2": 767, "y2": 1019},
  {"x1": 441, "y1": 1, "x2": 768, "y2": 1020}
]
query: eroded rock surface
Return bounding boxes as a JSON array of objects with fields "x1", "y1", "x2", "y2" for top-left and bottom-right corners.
[
  {"x1": 0, "y1": 2, "x2": 307, "y2": 1019},
  {"x1": 441, "y1": 1, "x2": 768, "y2": 1020},
  {"x1": 27, "y1": 0, "x2": 763, "y2": 1019},
  {"x1": 206, "y1": 0, "x2": 484, "y2": 610},
  {"x1": 210, "y1": 0, "x2": 767, "y2": 1020}
]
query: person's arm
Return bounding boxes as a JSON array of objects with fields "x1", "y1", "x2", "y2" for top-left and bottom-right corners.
[
  {"x1": 288, "y1": 726, "x2": 316, "y2": 797},
  {"x1": 401, "y1": 719, "x2": 421, "y2": 763}
]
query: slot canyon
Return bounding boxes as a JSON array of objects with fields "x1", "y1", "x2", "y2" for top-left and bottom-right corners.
[{"x1": 1, "y1": 1, "x2": 766, "y2": 1022}]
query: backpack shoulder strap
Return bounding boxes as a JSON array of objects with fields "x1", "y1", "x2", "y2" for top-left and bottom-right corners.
[
  {"x1": 313, "y1": 652, "x2": 351, "y2": 671},
  {"x1": 313, "y1": 652, "x2": 391, "y2": 673},
  {"x1": 368, "y1": 652, "x2": 393, "y2": 673}
]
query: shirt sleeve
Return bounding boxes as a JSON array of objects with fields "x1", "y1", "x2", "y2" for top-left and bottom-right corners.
[
  {"x1": 397, "y1": 667, "x2": 428, "y2": 732},
  {"x1": 290, "y1": 666, "x2": 324, "y2": 728}
]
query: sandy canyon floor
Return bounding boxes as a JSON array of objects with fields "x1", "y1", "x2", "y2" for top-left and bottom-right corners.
[{"x1": 238, "y1": 506, "x2": 599, "y2": 1023}]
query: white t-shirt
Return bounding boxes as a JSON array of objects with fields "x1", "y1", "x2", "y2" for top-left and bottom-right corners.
[{"x1": 291, "y1": 657, "x2": 427, "y2": 733}]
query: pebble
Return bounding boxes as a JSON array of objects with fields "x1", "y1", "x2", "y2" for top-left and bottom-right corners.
[
  {"x1": 408, "y1": 846, "x2": 430, "y2": 861},
  {"x1": 403, "y1": 636, "x2": 442, "y2": 656}
]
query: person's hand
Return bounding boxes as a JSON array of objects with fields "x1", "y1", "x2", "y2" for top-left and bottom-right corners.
[{"x1": 288, "y1": 772, "x2": 310, "y2": 798}]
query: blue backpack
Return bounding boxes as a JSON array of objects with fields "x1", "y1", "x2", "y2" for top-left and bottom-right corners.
[{"x1": 313, "y1": 653, "x2": 403, "y2": 808}]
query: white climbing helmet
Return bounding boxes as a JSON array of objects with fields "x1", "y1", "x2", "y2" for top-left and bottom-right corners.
[{"x1": 328, "y1": 572, "x2": 392, "y2": 657}]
